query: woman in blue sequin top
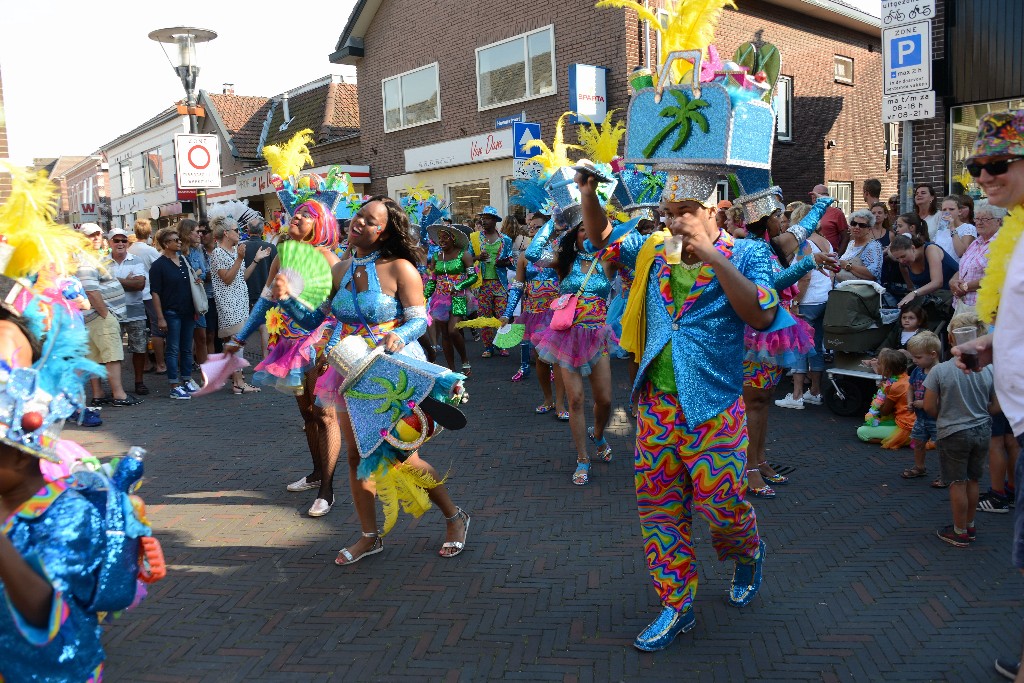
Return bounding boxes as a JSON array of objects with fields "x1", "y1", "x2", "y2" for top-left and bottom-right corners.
[{"x1": 533, "y1": 222, "x2": 617, "y2": 485}]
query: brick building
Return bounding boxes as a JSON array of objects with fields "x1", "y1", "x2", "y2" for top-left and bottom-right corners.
[
  {"x1": 331, "y1": 0, "x2": 892, "y2": 221},
  {"x1": 905, "y1": 0, "x2": 1023, "y2": 200},
  {"x1": 55, "y1": 155, "x2": 110, "y2": 229}
]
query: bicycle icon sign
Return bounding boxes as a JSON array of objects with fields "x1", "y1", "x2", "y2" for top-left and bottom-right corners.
[{"x1": 881, "y1": 0, "x2": 935, "y2": 27}]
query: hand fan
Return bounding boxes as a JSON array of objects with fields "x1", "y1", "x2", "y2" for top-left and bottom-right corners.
[
  {"x1": 493, "y1": 324, "x2": 525, "y2": 349},
  {"x1": 278, "y1": 240, "x2": 333, "y2": 310}
]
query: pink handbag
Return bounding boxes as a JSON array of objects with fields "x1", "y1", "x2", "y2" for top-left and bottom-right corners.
[{"x1": 548, "y1": 259, "x2": 599, "y2": 331}]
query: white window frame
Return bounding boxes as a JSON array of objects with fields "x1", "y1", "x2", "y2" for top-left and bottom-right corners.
[
  {"x1": 773, "y1": 75, "x2": 793, "y2": 142},
  {"x1": 828, "y1": 181, "x2": 853, "y2": 215},
  {"x1": 381, "y1": 63, "x2": 442, "y2": 133},
  {"x1": 142, "y1": 147, "x2": 163, "y2": 190},
  {"x1": 119, "y1": 161, "x2": 135, "y2": 195},
  {"x1": 834, "y1": 55, "x2": 854, "y2": 85},
  {"x1": 475, "y1": 25, "x2": 557, "y2": 111}
]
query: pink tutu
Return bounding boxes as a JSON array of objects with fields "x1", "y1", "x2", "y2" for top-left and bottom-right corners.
[
  {"x1": 522, "y1": 279, "x2": 559, "y2": 344},
  {"x1": 254, "y1": 321, "x2": 331, "y2": 394},
  {"x1": 427, "y1": 290, "x2": 478, "y2": 322},
  {"x1": 534, "y1": 296, "x2": 617, "y2": 376},
  {"x1": 519, "y1": 309, "x2": 554, "y2": 345},
  {"x1": 744, "y1": 304, "x2": 814, "y2": 367}
]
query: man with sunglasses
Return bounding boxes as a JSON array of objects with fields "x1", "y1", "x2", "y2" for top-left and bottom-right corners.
[
  {"x1": 947, "y1": 110, "x2": 1024, "y2": 683},
  {"x1": 107, "y1": 228, "x2": 150, "y2": 396}
]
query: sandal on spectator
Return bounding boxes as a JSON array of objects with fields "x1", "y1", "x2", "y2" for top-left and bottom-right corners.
[
  {"x1": 111, "y1": 395, "x2": 144, "y2": 407},
  {"x1": 232, "y1": 382, "x2": 261, "y2": 394},
  {"x1": 901, "y1": 466, "x2": 928, "y2": 479},
  {"x1": 134, "y1": 383, "x2": 150, "y2": 396},
  {"x1": 931, "y1": 477, "x2": 949, "y2": 489}
]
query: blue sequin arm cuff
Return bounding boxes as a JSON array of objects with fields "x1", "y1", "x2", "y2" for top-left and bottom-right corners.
[
  {"x1": 278, "y1": 296, "x2": 328, "y2": 331},
  {"x1": 503, "y1": 281, "x2": 525, "y2": 319},
  {"x1": 394, "y1": 306, "x2": 428, "y2": 345},
  {"x1": 774, "y1": 254, "x2": 817, "y2": 291},
  {"x1": 233, "y1": 295, "x2": 274, "y2": 344},
  {"x1": 4, "y1": 555, "x2": 69, "y2": 646}
]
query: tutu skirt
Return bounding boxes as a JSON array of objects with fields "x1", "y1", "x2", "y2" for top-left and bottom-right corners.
[
  {"x1": 427, "y1": 290, "x2": 478, "y2": 322},
  {"x1": 744, "y1": 303, "x2": 814, "y2": 367},
  {"x1": 253, "y1": 321, "x2": 332, "y2": 394},
  {"x1": 534, "y1": 296, "x2": 617, "y2": 377},
  {"x1": 315, "y1": 338, "x2": 428, "y2": 410},
  {"x1": 521, "y1": 279, "x2": 559, "y2": 344}
]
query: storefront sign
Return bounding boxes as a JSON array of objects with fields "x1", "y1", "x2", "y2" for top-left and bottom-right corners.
[
  {"x1": 883, "y1": 21, "x2": 932, "y2": 95},
  {"x1": 569, "y1": 64, "x2": 609, "y2": 124},
  {"x1": 404, "y1": 129, "x2": 513, "y2": 173},
  {"x1": 883, "y1": 90, "x2": 935, "y2": 122},
  {"x1": 177, "y1": 188, "x2": 198, "y2": 200},
  {"x1": 881, "y1": 0, "x2": 935, "y2": 27},
  {"x1": 174, "y1": 134, "x2": 222, "y2": 189}
]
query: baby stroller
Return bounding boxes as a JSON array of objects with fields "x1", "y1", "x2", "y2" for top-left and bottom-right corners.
[{"x1": 821, "y1": 280, "x2": 953, "y2": 416}]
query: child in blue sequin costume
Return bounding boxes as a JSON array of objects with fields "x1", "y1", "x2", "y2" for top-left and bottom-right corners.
[
  {"x1": 533, "y1": 221, "x2": 617, "y2": 485},
  {"x1": 278, "y1": 197, "x2": 471, "y2": 564}
]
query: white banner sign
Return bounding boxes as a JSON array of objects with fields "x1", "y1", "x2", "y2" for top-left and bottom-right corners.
[
  {"x1": 174, "y1": 134, "x2": 222, "y2": 189},
  {"x1": 883, "y1": 21, "x2": 932, "y2": 95},
  {"x1": 883, "y1": 90, "x2": 935, "y2": 123},
  {"x1": 881, "y1": 0, "x2": 935, "y2": 27},
  {"x1": 404, "y1": 129, "x2": 513, "y2": 173},
  {"x1": 569, "y1": 64, "x2": 609, "y2": 124}
]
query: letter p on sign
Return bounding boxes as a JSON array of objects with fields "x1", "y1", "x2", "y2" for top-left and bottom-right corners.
[{"x1": 892, "y1": 35, "x2": 922, "y2": 68}]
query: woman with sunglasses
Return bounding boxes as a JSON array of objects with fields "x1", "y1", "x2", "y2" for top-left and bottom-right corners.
[
  {"x1": 276, "y1": 197, "x2": 470, "y2": 563},
  {"x1": 837, "y1": 209, "x2": 884, "y2": 282},
  {"x1": 149, "y1": 227, "x2": 197, "y2": 400},
  {"x1": 225, "y1": 199, "x2": 341, "y2": 518}
]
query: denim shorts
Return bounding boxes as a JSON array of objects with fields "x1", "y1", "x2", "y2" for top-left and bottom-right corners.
[
  {"x1": 910, "y1": 414, "x2": 938, "y2": 444},
  {"x1": 938, "y1": 423, "x2": 991, "y2": 483}
]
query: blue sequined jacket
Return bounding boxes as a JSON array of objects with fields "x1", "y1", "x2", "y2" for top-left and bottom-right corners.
[
  {"x1": 594, "y1": 226, "x2": 778, "y2": 424},
  {"x1": 1, "y1": 481, "x2": 105, "y2": 683}
]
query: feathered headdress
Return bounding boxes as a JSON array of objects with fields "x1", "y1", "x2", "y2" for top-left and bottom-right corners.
[
  {"x1": 206, "y1": 200, "x2": 263, "y2": 230},
  {"x1": 577, "y1": 110, "x2": 626, "y2": 165},
  {"x1": 510, "y1": 177, "x2": 555, "y2": 216},
  {"x1": 596, "y1": 0, "x2": 736, "y2": 84},
  {"x1": 262, "y1": 130, "x2": 347, "y2": 221},
  {"x1": 524, "y1": 112, "x2": 582, "y2": 175}
]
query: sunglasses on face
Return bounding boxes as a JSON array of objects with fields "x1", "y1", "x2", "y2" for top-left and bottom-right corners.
[
  {"x1": 966, "y1": 156, "x2": 1024, "y2": 178},
  {"x1": 850, "y1": 222, "x2": 870, "y2": 228},
  {"x1": 111, "y1": 238, "x2": 128, "y2": 244}
]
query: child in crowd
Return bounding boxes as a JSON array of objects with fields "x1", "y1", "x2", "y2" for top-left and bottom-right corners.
[
  {"x1": 977, "y1": 395, "x2": 1020, "y2": 514},
  {"x1": 863, "y1": 304, "x2": 927, "y2": 372},
  {"x1": 901, "y1": 331, "x2": 942, "y2": 481},
  {"x1": 857, "y1": 349, "x2": 916, "y2": 449},
  {"x1": 923, "y1": 309, "x2": 995, "y2": 546}
]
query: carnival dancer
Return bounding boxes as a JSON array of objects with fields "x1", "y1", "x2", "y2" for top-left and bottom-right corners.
[
  {"x1": 278, "y1": 197, "x2": 470, "y2": 564},
  {"x1": 737, "y1": 192, "x2": 838, "y2": 497},
  {"x1": 225, "y1": 131, "x2": 343, "y2": 518},
  {"x1": 501, "y1": 210, "x2": 567, "y2": 416},
  {"x1": 470, "y1": 207, "x2": 514, "y2": 357},
  {"x1": 533, "y1": 169, "x2": 617, "y2": 484},
  {"x1": 425, "y1": 223, "x2": 476, "y2": 374}
]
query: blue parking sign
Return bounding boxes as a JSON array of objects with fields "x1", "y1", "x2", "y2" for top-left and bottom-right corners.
[{"x1": 891, "y1": 35, "x2": 922, "y2": 71}]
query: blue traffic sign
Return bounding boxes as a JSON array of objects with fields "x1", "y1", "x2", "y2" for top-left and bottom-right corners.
[
  {"x1": 890, "y1": 34, "x2": 922, "y2": 72},
  {"x1": 512, "y1": 122, "x2": 542, "y2": 160}
]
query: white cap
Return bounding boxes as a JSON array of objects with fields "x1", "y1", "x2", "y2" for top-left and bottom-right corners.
[
  {"x1": 80, "y1": 223, "x2": 102, "y2": 236},
  {"x1": 108, "y1": 228, "x2": 130, "y2": 239}
]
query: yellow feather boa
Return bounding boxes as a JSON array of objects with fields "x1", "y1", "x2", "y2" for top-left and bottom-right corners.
[
  {"x1": 372, "y1": 460, "x2": 445, "y2": 536},
  {"x1": 977, "y1": 206, "x2": 1024, "y2": 324}
]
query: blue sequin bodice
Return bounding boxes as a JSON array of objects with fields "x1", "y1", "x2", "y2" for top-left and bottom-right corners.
[
  {"x1": 331, "y1": 258, "x2": 403, "y2": 326},
  {"x1": 560, "y1": 254, "x2": 611, "y2": 298}
]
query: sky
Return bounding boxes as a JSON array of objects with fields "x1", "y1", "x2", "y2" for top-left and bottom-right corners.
[
  {"x1": 1, "y1": 0, "x2": 880, "y2": 165},
  {"x1": 1, "y1": 0, "x2": 358, "y2": 164}
]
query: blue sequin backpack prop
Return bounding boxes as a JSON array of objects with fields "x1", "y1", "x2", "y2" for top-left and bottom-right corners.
[{"x1": 70, "y1": 447, "x2": 166, "y2": 613}]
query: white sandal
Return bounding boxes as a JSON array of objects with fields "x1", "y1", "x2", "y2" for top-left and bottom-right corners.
[
  {"x1": 335, "y1": 532, "x2": 383, "y2": 566},
  {"x1": 439, "y1": 508, "x2": 471, "y2": 558}
]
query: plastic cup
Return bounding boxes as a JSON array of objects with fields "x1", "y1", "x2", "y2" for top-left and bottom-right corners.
[
  {"x1": 664, "y1": 235, "x2": 683, "y2": 265},
  {"x1": 952, "y1": 326, "x2": 978, "y2": 370}
]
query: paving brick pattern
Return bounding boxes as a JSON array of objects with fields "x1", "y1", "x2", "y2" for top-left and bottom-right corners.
[{"x1": 68, "y1": 345, "x2": 1021, "y2": 682}]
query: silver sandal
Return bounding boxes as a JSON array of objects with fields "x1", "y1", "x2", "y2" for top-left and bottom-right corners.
[
  {"x1": 439, "y1": 507, "x2": 471, "y2": 558},
  {"x1": 335, "y1": 532, "x2": 383, "y2": 566}
]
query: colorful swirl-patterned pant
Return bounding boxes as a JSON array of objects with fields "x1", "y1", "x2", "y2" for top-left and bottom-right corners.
[
  {"x1": 634, "y1": 384, "x2": 761, "y2": 611},
  {"x1": 477, "y1": 279, "x2": 507, "y2": 349}
]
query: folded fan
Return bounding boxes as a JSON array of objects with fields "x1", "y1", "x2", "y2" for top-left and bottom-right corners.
[{"x1": 278, "y1": 240, "x2": 333, "y2": 310}]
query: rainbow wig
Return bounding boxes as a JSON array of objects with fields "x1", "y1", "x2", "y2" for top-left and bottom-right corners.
[{"x1": 296, "y1": 199, "x2": 339, "y2": 248}]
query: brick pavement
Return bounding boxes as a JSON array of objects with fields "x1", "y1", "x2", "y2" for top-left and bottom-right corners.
[{"x1": 66, "y1": 345, "x2": 1022, "y2": 682}]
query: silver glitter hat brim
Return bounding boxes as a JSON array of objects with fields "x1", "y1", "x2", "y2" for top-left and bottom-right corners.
[
  {"x1": 736, "y1": 186, "x2": 785, "y2": 225},
  {"x1": 654, "y1": 164, "x2": 723, "y2": 207}
]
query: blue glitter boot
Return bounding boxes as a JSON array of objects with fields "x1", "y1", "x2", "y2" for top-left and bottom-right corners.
[
  {"x1": 633, "y1": 605, "x2": 696, "y2": 651},
  {"x1": 728, "y1": 539, "x2": 766, "y2": 607}
]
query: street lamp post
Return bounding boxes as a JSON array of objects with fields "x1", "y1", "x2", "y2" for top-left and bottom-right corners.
[{"x1": 148, "y1": 27, "x2": 218, "y2": 224}]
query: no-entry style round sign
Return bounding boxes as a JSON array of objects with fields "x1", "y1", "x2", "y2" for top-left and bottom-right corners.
[{"x1": 174, "y1": 134, "x2": 221, "y2": 189}]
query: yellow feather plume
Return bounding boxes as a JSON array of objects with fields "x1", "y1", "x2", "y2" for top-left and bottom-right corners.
[
  {"x1": 577, "y1": 109, "x2": 626, "y2": 165},
  {"x1": 525, "y1": 112, "x2": 582, "y2": 174},
  {"x1": 372, "y1": 461, "x2": 444, "y2": 536},
  {"x1": 595, "y1": 0, "x2": 661, "y2": 25},
  {"x1": 0, "y1": 162, "x2": 93, "y2": 280},
  {"x1": 262, "y1": 129, "x2": 315, "y2": 180},
  {"x1": 405, "y1": 182, "x2": 433, "y2": 202}
]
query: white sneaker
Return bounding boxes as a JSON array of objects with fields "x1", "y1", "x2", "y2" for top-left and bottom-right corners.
[
  {"x1": 169, "y1": 386, "x2": 191, "y2": 400},
  {"x1": 308, "y1": 498, "x2": 333, "y2": 517},
  {"x1": 286, "y1": 476, "x2": 320, "y2": 492},
  {"x1": 774, "y1": 396, "x2": 804, "y2": 409},
  {"x1": 801, "y1": 391, "x2": 823, "y2": 405},
  {"x1": 182, "y1": 379, "x2": 201, "y2": 393}
]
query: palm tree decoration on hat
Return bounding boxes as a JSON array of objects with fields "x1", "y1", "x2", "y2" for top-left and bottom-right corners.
[
  {"x1": 642, "y1": 89, "x2": 710, "y2": 157},
  {"x1": 348, "y1": 371, "x2": 418, "y2": 423},
  {"x1": 524, "y1": 112, "x2": 582, "y2": 176}
]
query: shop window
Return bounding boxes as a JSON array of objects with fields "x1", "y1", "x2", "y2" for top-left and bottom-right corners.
[
  {"x1": 382, "y1": 63, "x2": 441, "y2": 133},
  {"x1": 827, "y1": 181, "x2": 853, "y2": 215},
  {"x1": 143, "y1": 147, "x2": 163, "y2": 189},
  {"x1": 834, "y1": 56, "x2": 854, "y2": 85},
  {"x1": 119, "y1": 162, "x2": 135, "y2": 195},
  {"x1": 448, "y1": 181, "x2": 491, "y2": 225},
  {"x1": 773, "y1": 76, "x2": 793, "y2": 141},
  {"x1": 949, "y1": 98, "x2": 1024, "y2": 197},
  {"x1": 476, "y1": 26, "x2": 556, "y2": 111}
]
